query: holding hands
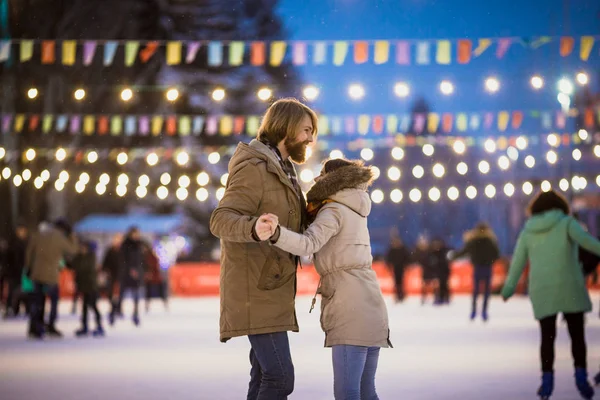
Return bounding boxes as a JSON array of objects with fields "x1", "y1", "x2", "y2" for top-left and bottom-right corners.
[{"x1": 255, "y1": 213, "x2": 280, "y2": 241}]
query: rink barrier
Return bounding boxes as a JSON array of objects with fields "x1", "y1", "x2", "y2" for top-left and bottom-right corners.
[{"x1": 57, "y1": 260, "x2": 600, "y2": 298}]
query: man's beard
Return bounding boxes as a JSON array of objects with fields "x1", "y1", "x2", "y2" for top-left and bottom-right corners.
[{"x1": 285, "y1": 138, "x2": 309, "y2": 164}]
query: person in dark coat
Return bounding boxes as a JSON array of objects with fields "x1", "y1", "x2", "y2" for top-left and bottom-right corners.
[
  {"x1": 414, "y1": 235, "x2": 435, "y2": 305},
  {"x1": 431, "y1": 238, "x2": 451, "y2": 305},
  {"x1": 110, "y1": 226, "x2": 145, "y2": 326},
  {"x1": 3, "y1": 224, "x2": 28, "y2": 318},
  {"x1": 102, "y1": 234, "x2": 124, "y2": 315},
  {"x1": 385, "y1": 237, "x2": 411, "y2": 303},
  {"x1": 69, "y1": 241, "x2": 104, "y2": 337},
  {"x1": 452, "y1": 222, "x2": 500, "y2": 321},
  {"x1": 143, "y1": 242, "x2": 168, "y2": 312}
]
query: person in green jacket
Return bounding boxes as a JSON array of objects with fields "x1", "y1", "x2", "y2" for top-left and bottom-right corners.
[{"x1": 501, "y1": 190, "x2": 600, "y2": 400}]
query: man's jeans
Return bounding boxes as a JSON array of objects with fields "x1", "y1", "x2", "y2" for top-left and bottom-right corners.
[
  {"x1": 247, "y1": 332, "x2": 294, "y2": 400},
  {"x1": 332, "y1": 345, "x2": 380, "y2": 400}
]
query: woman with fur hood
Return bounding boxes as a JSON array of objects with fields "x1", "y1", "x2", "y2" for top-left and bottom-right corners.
[
  {"x1": 263, "y1": 158, "x2": 390, "y2": 400},
  {"x1": 452, "y1": 222, "x2": 500, "y2": 321}
]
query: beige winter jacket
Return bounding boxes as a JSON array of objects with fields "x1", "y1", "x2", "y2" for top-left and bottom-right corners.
[
  {"x1": 210, "y1": 139, "x2": 305, "y2": 343},
  {"x1": 274, "y1": 164, "x2": 391, "y2": 348},
  {"x1": 26, "y1": 226, "x2": 78, "y2": 285}
]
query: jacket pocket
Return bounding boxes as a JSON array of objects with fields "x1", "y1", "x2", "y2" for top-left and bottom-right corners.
[{"x1": 257, "y1": 251, "x2": 285, "y2": 291}]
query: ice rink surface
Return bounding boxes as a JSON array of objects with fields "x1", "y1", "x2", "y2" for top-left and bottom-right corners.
[{"x1": 1, "y1": 294, "x2": 600, "y2": 400}]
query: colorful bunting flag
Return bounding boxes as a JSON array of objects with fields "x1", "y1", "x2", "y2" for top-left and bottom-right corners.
[
  {"x1": 354, "y1": 41, "x2": 369, "y2": 64},
  {"x1": 41, "y1": 41, "x2": 56, "y2": 64},
  {"x1": 229, "y1": 42, "x2": 244, "y2": 66},
  {"x1": 0, "y1": 40, "x2": 10, "y2": 62},
  {"x1": 358, "y1": 115, "x2": 370, "y2": 135},
  {"x1": 220, "y1": 116, "x2": 233, "y2": 136},
  {"x1": 166, "y1": 41, "x2": 182, "y2": 65},
  {"x1": 179, "y1": 116, "x2": 191, "y2": 136},
  {"x1": 104, "y1": 41, "x2": 118, "y2": 66},
  {"x1": 186, "y1": 42, "x2": 201, "y2": 64},
  {"x1": 20, "y1": 40, "x2": 33, "y2": 62},
  {"x1": 42, "y1": 115, "x2": 53, "y2": 133},
  {"x1": 140, "y1": 42, "x2": 159, "y2": 63},
  {"x1": 580, "y1": 36, "x2": 594, "y2": 61},
  {"x1": 125, "y1": 41, "x2": 140, "y2": 66},
  {"x1": 436, "y1": 40, "x2": 451, "y2": 64},
  {"x1": 84, "y1": 116, "x2": 95, "y2": 135},
  {"x1": 333, "y1": 41, "x2": 349, "y2": 66},
  {"x1": 83, "y1": 41, "x2": 97, "y2": 65},
  {"x1": 473, "y1": 39, "x2": 491, "y2": 57},
  {"x1": 374, "y1": 41, "x2": 389, "y2": 64},
  {"x1": 427, "y1": 113, "x2": 440, "y2": 133},
  {"x1": 396, "y1": 41, "x2": 410, "y2": 64},
  {"x1": 318, "y1": 116, "x2": 329, "y2": 135},
  {"x1": 270, "y1": 41, "x2": 287, "y2": 66},
  {"x1": 386, "y1": 115, "x2": 398, "y2": 133},
  {"x1": 560, "y1": 37, "x2": 574, "y2": 57},
  {"x1": 250, "y1": 42, "x2": 265, "y2": 66},
  {"x1": 313, "y1": 41, "x2": 327, "y2": 65},
  {"x1": 62, "y1": 40, "x2": 76, "y2": 65},
  {"x1": 416, "y1": 42, "x2": 430, "y2": 64},
  {"x1": 457, "y1": 40, "x2": 471, "y2": 64},
  {"x1": 139, "y1": 116, "x2": 150, "y2": 135},
  {"x1": 496, "y1": 38, "x2": 511, "y2": 59},
  {"x1": 152, "y1": 116, "x2": 163, "y2": 136},
  {"x1": 208, "y1": 41, "x2": 223, "y2": 66},
  {"x1": 193, "y1": 116, "x2": 204, "y2": 135},
  {"x1": 292, "y1": 42, "x2": 307, "y2": 65}
]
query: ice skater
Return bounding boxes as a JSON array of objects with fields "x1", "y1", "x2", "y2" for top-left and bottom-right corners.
[
  {"x1": 69, "y1": 240, "x2": 104, "y2": 337},
  {"x1": 451, "y1": 222, "x2": 500, "y2": 321},
  {"x1": 263, "y1": 158, "x2": 391, "y2": 400},
  {"x1": 501, "y1": 190, "x2": 600, "y2": 400},
  {"x1": 210, "y1": 98, "x2": 317, "y2": 399}
]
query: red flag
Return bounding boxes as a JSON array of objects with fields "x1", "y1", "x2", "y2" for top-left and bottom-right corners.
[
  {"x1": 457, "y1": 40, "x2": 472, "y2": 64},
  {"x1": 354, "y1": 41, "x2": 369, "y2": 64},
  {"x1": 251, "y1": 42, "x2": 266, "y2": 66},
  {"x1": 29, "y1": 115, "x2": 40, "y2": 131},
  {"x1": 560, "y1": 37, "x2": 574, "y2": 57},
  {"x1": 41, "y1": 40, "x2": 56, "y2": 64},
  {"x1": 166, "y1": 116, "x2": 177, "y2": 136},
  {"x1": 511, "y1": 111, "x2": 523, "y2": 129},
  {"x1": 140, "y1": 42, "x2": 159, "y2": 63},
  {"x1": 373, "y1": 115, "x2": 383, "y2": 134},
  {"x1": 98, "y1": 116, "x2": 109, "y2": 135}
]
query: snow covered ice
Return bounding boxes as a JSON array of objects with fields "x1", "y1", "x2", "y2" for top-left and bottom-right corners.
[{"x1": 1, "y1": 294, "x2": 600, "y2": 400}]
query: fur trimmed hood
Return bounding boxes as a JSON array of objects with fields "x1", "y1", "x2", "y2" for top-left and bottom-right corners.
[
  {"x1": 307, "y1": 164, "x2": 374, "y2": 203},
  {"x1": 464, "y1": 225, "x2": 498, "y2": 243},
  {"x1": 306, "y1": 164, "x2": 374, "y2": 217}
]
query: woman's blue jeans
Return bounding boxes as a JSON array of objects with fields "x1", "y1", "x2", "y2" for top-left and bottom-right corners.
[{"x1": 332, "y1": 345, "x2": 380, "y2": 400}]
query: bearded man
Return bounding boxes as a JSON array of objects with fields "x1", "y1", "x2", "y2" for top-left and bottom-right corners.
[{"x1": 210, "y1": 98, "x2": 318, "y2": 399}]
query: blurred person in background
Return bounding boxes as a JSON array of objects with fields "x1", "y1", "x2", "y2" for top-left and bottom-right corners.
[
  {"x1": 110, "y1": 227, "x2": 145, "y2": 326},
  {"x1": 413, "y1": 235, "x2": 435, "y2": 305},
  {"x1": 452, "y1": 222, "x2": 500, "y2": 321},
  {"x1": 102, "y1": 234, "x2": 124, "y2": 316},
  {"x1": 143, "y1": 242, "x2": 168, "y2": 313},
  {"x1": 25, "y1": 219, "x2": 78, "y2": 339},
  {"x1": 502, "y1": 190, "x2": 600, "y2": 399},
  {"x1": 431, "y1": 238, "x2": 451, "y2": 305},
  {"x1": 385, "y1": 236, "x2": 410, "y2": 303},
  {"x1": 3, "y1": 223, "x2": 28, "y2": 318},
  {"x1": 69, "y1": 240, "x2": 104, "y2": 337}
]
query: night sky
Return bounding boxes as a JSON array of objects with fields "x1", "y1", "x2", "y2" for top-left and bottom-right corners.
[{"x1": 277, "y1": 0, "x2": 600, "y2": 115}]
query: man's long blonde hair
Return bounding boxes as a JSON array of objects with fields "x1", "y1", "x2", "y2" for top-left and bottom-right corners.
[{"x1": 257, "y1": 98, "x2": 318, "y2": 145}]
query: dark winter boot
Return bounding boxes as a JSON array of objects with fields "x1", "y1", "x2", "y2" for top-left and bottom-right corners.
[
  {"x1": 575, "y1": 368, "x2": 594, "y2": 399},
  {"x1": 594, "y1": 371, "x2": 600, "y2": 386},
  {"x1": 537, "y1": 372, "x2": 554, "y2": 399},
  {"x1": 132, "y1": 314, "x2": 140, "y2": 326},
  {"x1": 92, "y1": 327, "x2": 105, "y2": 337},
  {"x1": 75, "y1": 328, "x2": 88, "y2": 337},
  {"x1": 470, "y1": 310, "x2": 477, "y2": 321},
  {"x1": 45, "y1": 324, "x2": 63, "y2": 338},
  {"x1": 482, "y1": 311, "x2": 489, "y2": 322},
  {"x1": 108, "y1": 312, "x2": 115, "y2": 326}
]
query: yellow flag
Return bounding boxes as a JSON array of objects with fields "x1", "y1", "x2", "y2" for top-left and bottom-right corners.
[
  {"x1": 246, "y1": 116, "x2": 260, "y2": 135},
  {"x1": 152, "y1": 116, "x2": 163, "y2": 135},
  {"x1": 358, "y1": 115, "x2": 370, "y2": 135},
  {"x1": 333, "y1": 42, "x2": 348, "y2": 66},
  {"x1": 15, "y1": 114, "x2": 25, "y2": 132},
  {"x1": 84, "y1": 116, "x2": 95, "y2": 135},
  {"x1": 427, "y1": 113, "x2": 440, "y2": 133},
  {"x1": 317, "y1": 116, "x2": 329, "y2": 135},
  {"x1": 42, "y1": 115, "x2": 53, "y2": 133},
  {"x1": 20, "y1": 40, "x2": 33, "y2": 62},
  {"x1": 166, "y1": 42, "x2": 182, "y2": 65},
  {"x1": 374, "y1": 41, "x2": 389, "y2": 64},
  {"x1": 229, "y1": 41, "x2": 245, "y2": 66},
  {"x1": 269, "y1": 41, "x2": 287, "y2": 66},
  {"x1": 220, "y1": 116, "x2": 233, "y2": 136},
  {"x1": 386, "y1": 115, "x2": 398, "y2": 133},
  {"x1": 436, "y1": 41, "x2": 451, "y2": 64},
  {"x1": 473, "y1": 39, "x2": 492, "y2": 57},
  {"x1": 456, "y1": 113, "x2": 468, "y2": 132},
  {"x1": 62, "y1": 40, "x2": 77, "y2": 65},
  {"x1": 498, "y1": 111, "x2": 509, "y2": 132},
  {"x1": 179, "y1": 117, "x2": 191, "y2": 136},
  {"x1": 580, "y1": 36, "x2": 594, "y2": 61},
  {"x1": 111, "y1": 116, "x2": 122, "y2": 135}
]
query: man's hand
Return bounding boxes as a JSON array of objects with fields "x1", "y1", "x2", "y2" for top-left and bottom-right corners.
[{"x1": 255, "y1": 214, "x2": 278, "y2": 241}]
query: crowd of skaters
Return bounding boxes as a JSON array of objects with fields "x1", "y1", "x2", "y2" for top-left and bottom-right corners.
[
  {"x1": 385, "y1": 222, "x2": 500, "y2": 322},
  {"x1": 0, "y1": 221, "x2": 168, "y2": 339}
]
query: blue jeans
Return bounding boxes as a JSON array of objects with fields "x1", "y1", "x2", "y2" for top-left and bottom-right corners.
[
  {"x1": 247, "y1": 332, "x2": 294, "y2": 400},
  {"x1": 332, "y1": 345, "x2": 380, "y2": 400},
  {"x1": 472, "y1": 265, "x2": 492, "y2": 316}
]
